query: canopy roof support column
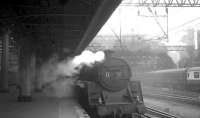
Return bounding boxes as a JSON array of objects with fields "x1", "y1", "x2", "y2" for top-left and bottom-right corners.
[
  {"x1": 18, "y1": 44, "x2": 35, "y2": 102},
  {"x1": 0, "y1": 31, "x2": 9, "y2": 92}
]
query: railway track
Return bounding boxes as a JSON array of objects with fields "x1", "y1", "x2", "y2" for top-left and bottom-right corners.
[
  {"x1": 143, "y1": 91, "x2": 200, "y2": 105},
  {"x1": 142, "y1": 87, "x2": 199, "y2": 98},
  {"x1": 81, "y1": 106, "x2": 179, "y2": 118},
  {"x1": 143, "y1": 107, "x2": 179, "y2": 118}
]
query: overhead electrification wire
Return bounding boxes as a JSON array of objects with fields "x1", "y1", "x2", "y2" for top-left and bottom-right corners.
[
  {"x1": 107, "y1": 24, "x2": 121, "y2": 42},
  {"x1": 147, "y1": 7, "x2": 168, "y2": 38},
  {"x1": 169, "y1": 17, "x2": 200, "y2": 31}
]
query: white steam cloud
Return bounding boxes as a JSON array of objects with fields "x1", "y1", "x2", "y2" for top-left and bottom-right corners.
[
  {"x1": 73, "y1": 50, "x2": 105, "y2": 66},
  {"x1": 165, "y1": 31, "x2": 190, "y2": 68},
  {"x1": 167, "y1": 51, "x2": 181, "y2": 68},
  {"x1": 38, "y1": 50, "x2": 105, "y2": 98}
]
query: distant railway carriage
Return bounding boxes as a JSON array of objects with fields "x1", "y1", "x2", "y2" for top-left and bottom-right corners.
[
  {"x1": 136, "y1": 67, "x2": 200, "y2": 92},
  {"x1": 185, "y1": 67, "x2": 200, "y2": 91},
  {"x1": 187, "y1": 67, "x2": 200, "y2": 82}
]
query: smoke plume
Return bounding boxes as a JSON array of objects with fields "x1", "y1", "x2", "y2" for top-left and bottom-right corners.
[
  {"x1": 38, "y1": 50, "x2": 105, "y2": 98},
  {"x1": 167, "y1": 51, "x2": 181, "y2": 68},
  {"x1": 165, "y1": 30, "x2": 193, "y2": 68}
]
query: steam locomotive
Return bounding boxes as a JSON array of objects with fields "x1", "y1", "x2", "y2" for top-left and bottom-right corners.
[{"x1": 75, "y1": 52, "x2": 146, "y2": 118}]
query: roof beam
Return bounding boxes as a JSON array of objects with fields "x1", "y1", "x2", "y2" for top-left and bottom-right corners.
[{"x1": 75, "y1": 0, "x2": 123, "y2": 54}]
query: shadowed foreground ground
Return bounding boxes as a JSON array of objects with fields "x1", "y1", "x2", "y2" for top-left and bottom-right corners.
[{"x1": 0, "y1": 92, "x2": 81, "y2": 118}]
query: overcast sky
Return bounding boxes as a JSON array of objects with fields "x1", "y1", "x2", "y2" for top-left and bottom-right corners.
[{"x1": 97, "y1": 4, "x2": 200, "y2": 45}]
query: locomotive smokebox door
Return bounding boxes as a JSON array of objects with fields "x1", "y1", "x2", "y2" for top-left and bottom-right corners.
[{"x1": 97, "y1": 57, "x2": 132, "y2": 92}]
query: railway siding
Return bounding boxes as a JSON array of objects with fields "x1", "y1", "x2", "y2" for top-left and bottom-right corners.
[
  {"x1": 142, "y1": 87, "x2": 200, "y2": 106},
  {"x1": 142, "y1": 107, "x2": 180, "y2": 118}
]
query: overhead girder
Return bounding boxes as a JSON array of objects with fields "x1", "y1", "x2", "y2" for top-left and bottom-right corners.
[
  {"x1": 14, "y1": 15, "x2": 91, "y2": 27},
  {"x1": 0, "y1": 0, "x2": 95, "y2": 23},
  {"x1": 0, "y1": 7, "x2": 93, "y2": 21},
  {"x1": 19, "y1": 24, "x2": 83, "y2": 33},
  {"x1": 22, "y1": 24, "x2": 82, "y2": 32},
  {"x1": 0, "y1": 0, "x2": 123, "y2": 58},
  {"x1": 122, "y1": 0, "x2": 200, "y2": 7},
  {"x1": 0, "y1": 0, "x2": 122, "y2": 56}
]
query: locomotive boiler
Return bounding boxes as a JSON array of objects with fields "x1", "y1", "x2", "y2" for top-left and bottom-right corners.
[{"x1": 75, "y1": 52, "x2": 146, "y2": 118}]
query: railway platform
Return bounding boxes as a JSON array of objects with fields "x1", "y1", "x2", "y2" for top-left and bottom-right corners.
[{"x1": 0, "y1": 92, "x2": 87, "y2": 118}]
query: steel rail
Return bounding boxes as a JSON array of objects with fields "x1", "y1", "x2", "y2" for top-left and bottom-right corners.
[
  {"x1": 145, "y1": 107, "x2": 179, "y2": 118},
  {"x1": 143, "y1": 91, "x2": 200, "y2": 105}
]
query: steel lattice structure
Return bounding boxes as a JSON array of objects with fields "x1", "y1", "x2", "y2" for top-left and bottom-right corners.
[{"x1": 121, "y1": 0, "x2": 200, "y2": 7}]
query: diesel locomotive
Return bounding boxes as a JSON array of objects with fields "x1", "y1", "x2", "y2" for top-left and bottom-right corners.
[{"x1": 75, "y1": 51, "x2": 146, "y2": 118}]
